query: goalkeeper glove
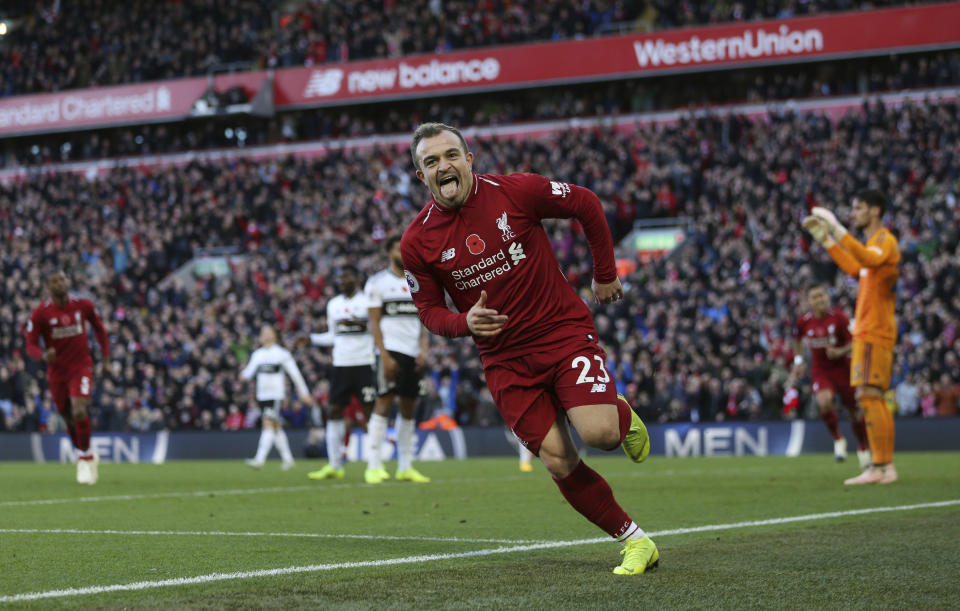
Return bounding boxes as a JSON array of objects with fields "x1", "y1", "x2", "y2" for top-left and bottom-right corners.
[
  {"x1": 801, "y1": 215, "x2": 829, "y2": 245},
  {"x1": 810, "y1": 206, "x2": 848, "y2": 240}
]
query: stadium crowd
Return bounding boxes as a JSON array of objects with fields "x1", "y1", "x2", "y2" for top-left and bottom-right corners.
[
  {"x1": 0, "y1": 0, "x2": 929, "y2": 97},
  {"x1": 4, "y1": 50, "x2": 959, "y2": 170},
  {"x1": 1, "y1": 94, "x2": 958, "y2": 433}
]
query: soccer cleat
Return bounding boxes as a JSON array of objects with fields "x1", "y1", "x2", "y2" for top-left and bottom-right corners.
[
  {"x1": 374, "y1": 467, "x2": 390, "y2": 480},
  {"x1": 307, "y1": 465, "x2": 345, "y2": 480},
  {"x1": 364, "y1": 468, "x2": 386, "y2": 484},
  {"x1": 519, "y1": 462, "x2": 534, "y2": 472},
  {"x1": 833, "y1": 437, "x2": 847, "y2": 462},
  {"x1": 281, "y1": 460, "x2": 296, "y2": 471},
  {"x1": 245, "y1": 459, "x2": 264, "y2": 469},
  {"x1": 395, "y1": 467, "x2": 431, "y2": 483},
  {"x1": 87, "y1": 453, "x2": 99, "y2": 485},
  {"x1": 613, "y1": 537, "x2": 660, "y2": 575},
  {"x1": 843, "y1": 466, "x2": 884, "y2": 485},
  {"x1": 857, "y1": 449, "x2": 872, "y2": 470},
  {"x1": 878, "y1": 464, "x2": 898, "y2": 484},
  {"x1": 620, "y1": 395, "x2": 650, "y2": 463}
]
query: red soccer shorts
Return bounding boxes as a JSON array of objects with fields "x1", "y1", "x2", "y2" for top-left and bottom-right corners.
[
  {"x1": 485, "y1": 338, "x2": 617, "y2": 456},
  {"x1": 811, "y1": 366, "x2": 856, "y2": 410},
  {"x1": 49, "y1": 366, "x2": 94, "y2": 416}
]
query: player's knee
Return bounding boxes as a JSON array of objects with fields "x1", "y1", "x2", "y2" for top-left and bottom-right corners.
[
  {"x1": 538, "y1": 449, "x2": 578, "y2": 479},
  {"x1": 581, "y1": 428, "x2": 621, "y2": 451}
]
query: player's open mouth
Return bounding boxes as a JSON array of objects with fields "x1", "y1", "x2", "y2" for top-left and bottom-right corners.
[{"x1": 438, "y1": 174, "x2": 459, "y2": 199}]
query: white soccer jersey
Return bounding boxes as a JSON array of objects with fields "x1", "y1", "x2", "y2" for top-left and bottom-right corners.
[
  {"x1": 364, "y1": 268, "x2": 422, "y2": 358},
  {"x1": 318, "y1": 292, "x2": 374, "y2": 367},
  {"x1": 240, "y1": 344, "x2": 310, "y2": 402}
]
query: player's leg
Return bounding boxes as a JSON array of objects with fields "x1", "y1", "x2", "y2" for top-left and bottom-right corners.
[
  {"x1": 68, "y1": 369, "x2": 97, "y2": 484},
  {"x1": 365, "y1": 393, "x2": 393, "y2": 483},
  {"x1": 393, "y1": 354, "x2": 429, "y2": 483},
  {"x1": 271, "y1": 420, "x2": 296, "y2": 470},
  {"x1": 307, "y1": 374, "x2": 347, "y2": 480},
  {"x1": 539, "y1": 412, "x2": 658, "y2": 575},
  {"x1": 395, "y1": 395, "x2": 429, "y2": 482},
  {"x1": 844, "y1": 341, "x2": 896, "y2": 485},
  {"x1": 814, "y1": 388, "x2": 846, "y2": 461},
  {"x1": 518, "y1": 443, "x2": 534, "y2": 472},
  {"x1": 554, "y1": 343, "x2": 647, "y2": 462},
  {"x1": 248, "y1": 402, "x2": 277, "y2": 468},
  {"x1": 838, "y1": 382, "x2": 871, "y2": 468}
]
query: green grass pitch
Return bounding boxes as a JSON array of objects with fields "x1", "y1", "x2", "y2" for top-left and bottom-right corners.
[{"x1": 2, "y1": 452, "x2": 959, "y2": 609}]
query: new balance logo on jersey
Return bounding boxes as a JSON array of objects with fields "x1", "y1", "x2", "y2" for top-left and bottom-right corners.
[
  {"x1": 550, "y1": 181, "x2": 571, "y2": 198},
  {"x1": 590, "y1": 383, "x2": 607, "y2": 393},
  {"x1": 440, "y1": 248, "x2": 456, "y2": 262},
  {"x1": 509, "y1": 242, "x2": 526, "y2": 265}
]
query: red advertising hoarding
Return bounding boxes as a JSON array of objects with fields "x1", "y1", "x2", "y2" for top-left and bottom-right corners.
[
  {"x1": 273, "y1": 3, "x2": 960, "y2": 107},
  {"x1": 0, "y1": 79, "x2": 209, "y2": 137}
]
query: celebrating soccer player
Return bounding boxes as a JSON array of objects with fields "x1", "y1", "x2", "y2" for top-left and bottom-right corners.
[
  {"x1": 802, "y1": 190, "x2": 900, "y2": 485},
  {"x1": 25, "y1": 270, "x2": 109, "y2": 484},
  {"x1": 789, "y1": 283, "x2": 871, "y2": 468},
  {"x1": 401, "y1": 123, "x2": 658, "y2": 575}
]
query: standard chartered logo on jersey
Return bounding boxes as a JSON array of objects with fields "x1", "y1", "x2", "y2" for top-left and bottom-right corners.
[{"x1": 451, "y1": 241, "x2": 525, "y2": 290}]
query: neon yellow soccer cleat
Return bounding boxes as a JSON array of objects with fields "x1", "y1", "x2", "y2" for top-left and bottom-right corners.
[
  {"x1": 619, "y1": 395, "x2": 650, "y2": 463},
  {"x1": 613, "y1": 537, "x2": 660, "y2": 575},
  {"x1": 395, "y1": 468, "x2": 431, "y2": 483},
  {"x1": 307, "y1": 465, "x2": 345, "y2": 480},
  {"x1": 364, "y1": 468, "x2": 389, "y2": 484}
]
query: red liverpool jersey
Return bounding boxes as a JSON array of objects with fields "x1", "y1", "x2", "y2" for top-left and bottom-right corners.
[
  {"x1": 401, "y1": 172, "x2": 616, "y2": 367},
  {"x1": 25, "y1": 296, "x2": 109, "y2": 378},
  {"x1": 793, "y1": 308, "x2": 851, "y2": 373}
]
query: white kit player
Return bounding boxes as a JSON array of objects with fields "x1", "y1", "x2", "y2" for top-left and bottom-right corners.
[
  {"x1": 307, "y1": 265, "x2": 377, "y2": 480},
  {"x1": 363, "y1": 236, "x2": 432, "y2": 484},
  {"x1": 240, "y1": 325, "x2": 314, "y2": 470}
]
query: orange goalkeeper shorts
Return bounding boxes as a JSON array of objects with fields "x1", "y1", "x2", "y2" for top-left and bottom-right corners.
[{"x1": 851, "y1": 339, "x2": 893, "y2": 390}]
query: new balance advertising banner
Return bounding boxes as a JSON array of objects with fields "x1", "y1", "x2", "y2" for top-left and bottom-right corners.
[
  {"x1": 274, "y1": 3, "x2": 960, "y2": 106},
  {"x1": 0, "y1": 4, "x2": 957, "y2": 137},
  {"x1": 30, "y1": 431, "x2": 169, "y2": 464}
]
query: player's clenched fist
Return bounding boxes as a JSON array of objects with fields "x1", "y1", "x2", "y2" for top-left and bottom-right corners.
[{"x1": 466, "y1": 290, "x2": 508, "y2": 337}]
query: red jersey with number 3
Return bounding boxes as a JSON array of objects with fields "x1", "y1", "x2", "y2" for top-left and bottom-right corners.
[
  {"x1": 401, "y1": 172, "x2": 616, "y2": 367},
  {"x1": 793, "y1": 308, "x2": 851, "y2": 375},
  {"x1": 25, "y1": 296, "x2": 109, "y2": 379}
]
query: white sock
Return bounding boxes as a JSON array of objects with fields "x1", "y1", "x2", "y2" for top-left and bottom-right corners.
[
  {"x1": 396, "y1": 416, "x2": 415, "y2": 472},
  {"x1": 326, "y1": 420, "x2": 345, "y2": 470},
  {"x1": 254, "y1": 428, "x2": 275, "y2": 463},
  {"x1": 366, "y1": 414, "x2": 388, "y2": 471},
  {"x1": 519, "y1": 444, "x2": 532, "y2": 465},
  {"x1": 274, "y1": 428, "x2": 294, "y2": 464},
  {"x1": 617, "y1": 522, "x2": 646, "y2": 542}
]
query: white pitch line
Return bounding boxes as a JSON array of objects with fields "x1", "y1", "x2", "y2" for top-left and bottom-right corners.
[
  {"x1": 1, "y1": 499, "x2": 957, "y2": 604},
  {"x1": 0, "y1": 528, "x2": 537, "y2": 545}
]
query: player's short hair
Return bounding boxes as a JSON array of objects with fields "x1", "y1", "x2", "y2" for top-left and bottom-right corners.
[
  {"x1": 384, "y1": 235, "x2": 401, "y2": 253},
  {"x1": 805, "y1": 281, "x2": 828, "y2": 295},
  {"x1": 340, "y1": 264, "x2": 359, "y2": 277},
  {"x1": 854, "y1": 189, "x2": 888, "y2": 216},
  {"x1": 410, "y1": 122, "x2": 469, "y2": 171}
]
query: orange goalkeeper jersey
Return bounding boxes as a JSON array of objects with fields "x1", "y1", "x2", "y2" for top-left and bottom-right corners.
[{"x1": 827, "y1": 228, "x2": 900, "y2": 349}]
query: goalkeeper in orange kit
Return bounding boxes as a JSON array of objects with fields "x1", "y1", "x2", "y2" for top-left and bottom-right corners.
[{"x1": 802, "y1": 190, "x2": 899, "y2": 485}]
